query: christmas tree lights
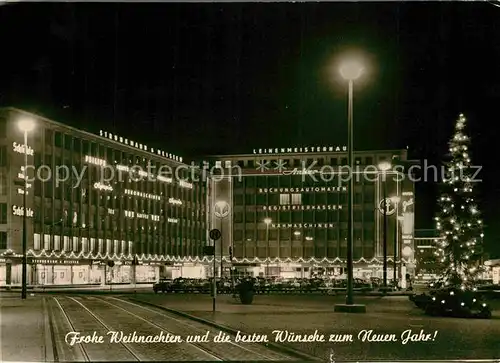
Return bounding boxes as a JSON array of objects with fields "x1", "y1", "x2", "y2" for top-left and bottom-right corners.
[{"x1": 435, "y1": 113, "x2": 484, "y2": 287}]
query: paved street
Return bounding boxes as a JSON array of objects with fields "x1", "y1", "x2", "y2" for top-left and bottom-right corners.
[
  {"x1": 1, "y1": 291, "x2": 499, "y2": 361},
  {"x1": 1, "y1": 292, "x2": 310, "y2": 362},
  {"x1": 135, "y1": 293, "x2": 500, "y2": 361}
]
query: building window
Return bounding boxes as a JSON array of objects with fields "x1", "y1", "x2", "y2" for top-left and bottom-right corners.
[
  {"x1": 54, "y1": 236, "x2": 60, "y2": 251},
  {"x1": 279, "y1": 194, "x2": 290, "y2": 205},
  {"x1": 330, "y1": 158, "x2": 338, "y2": 166},
  {"x1": 365, "y1": 157, "x2": 373, "y2": 166},
  {"x1": 291, "y1": 193, "x2": 302, "y2": 205},
  {"x1": 0, "y1": 146, "x2": 6, "y2": 167},
  {"x1": 0, "y1": 118, "x2": 6, "y2": 137},
  {"x1": 341, "y1": 157, "x2": 347, "y2": 165},
  {"x1": 0, "y1": 203, "x2": 6, "y2": 224},
  {"x1": 0, "y1": 174, "x2": 6, "y2": 195},
  {"x1": 44, "y1": 234, "x2": 50, "y2": 250},
  {"x1": 63, "y1": 236, "x2": 70, "y2": 252},
  {"x1": 0, "y1": 231, "x2": 6, "y2": 249}
]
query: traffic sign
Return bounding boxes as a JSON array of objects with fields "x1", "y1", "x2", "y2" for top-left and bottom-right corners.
[{"x1": 209, "y1": 228, "x2": 222, "y2": 240}]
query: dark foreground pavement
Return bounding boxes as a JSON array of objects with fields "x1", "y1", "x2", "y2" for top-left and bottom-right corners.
[
  {"x1": 134, "y1": 293, "x2": 500, "y2": 361},
  {"x1": 2, "y1": 291, "x2": 499, "y2": 361}
]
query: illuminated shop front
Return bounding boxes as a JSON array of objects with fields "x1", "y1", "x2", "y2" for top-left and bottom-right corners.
[
  {"x1": 207, "y1": 147, "x2": 417, "y2": 278},
  {"x1": 0, "y1": 107, "x2": 208, "y2": 286}
]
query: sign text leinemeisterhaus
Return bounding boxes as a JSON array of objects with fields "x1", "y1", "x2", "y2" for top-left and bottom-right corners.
[
  {"x1": 253, "y1": 146, "x2": 347, "y2": 154},
  {"x1": 258, "y1": 187, "x2": 346, "y2": 193}
]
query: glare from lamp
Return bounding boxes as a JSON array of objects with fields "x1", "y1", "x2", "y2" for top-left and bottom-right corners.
[
  {"x1": 339, "y1": 60, "x2": 364, "y2": 81},
  {"x1": 18, "y1": 118, "x2": 35, "y2": 133},
  {"x1": 390, "y1": 196, "x2": 400, "y2": 204},
  {"x1": 263, "y1": 218, "x2": 272, "y2": 225},
  {"x1": 378, "y1": 161, "x2": 392, "y2": 172},
  {"x1": 294, "y1": 231, "x2": 301, "y2": 236}
]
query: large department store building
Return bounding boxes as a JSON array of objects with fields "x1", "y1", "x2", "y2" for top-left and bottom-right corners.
[
  {"x1": 207, "y1": 147, "x2": 417, "y2": 280},
  {"x1": 0, "y1": 107, "x2": 417, "y2": 286},
  {"x1": 0, "y1": 108, "x2": 208, "y2": 286}
]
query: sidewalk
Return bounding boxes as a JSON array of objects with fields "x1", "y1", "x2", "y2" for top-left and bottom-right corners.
[
  {"x1": 0, "y1": 294, "x2": 53, "y2": 362},
  {"x1": 1, "y1": 283, "x2": 153, "y2": 293}
]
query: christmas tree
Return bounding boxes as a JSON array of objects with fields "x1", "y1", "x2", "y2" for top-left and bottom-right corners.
[{"x1": 434, "y1": 113, "x2": 485, "y2": 288}]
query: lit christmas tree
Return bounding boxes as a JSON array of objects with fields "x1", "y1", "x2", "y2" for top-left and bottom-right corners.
[{"x1": 434, "y1": 113, "x2": 485, "y2": 288}]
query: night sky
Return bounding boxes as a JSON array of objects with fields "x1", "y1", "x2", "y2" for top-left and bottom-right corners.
[{"x1": 1, "y1": 3, "x2": 499, "y2": 257}]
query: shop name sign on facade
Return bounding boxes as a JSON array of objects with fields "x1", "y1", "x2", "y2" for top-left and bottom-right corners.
[
  {"x1": 253, "y1": 146, "x2": 347, "y2": 155},
  {"x1": 271, "y1": 223, "x2": 335, "y2": 229},
  {"x1": 99, "y1": 130, "x2": 183, "y2": 163},
  {"x1": 258, "y1": 187, "x2": 346, "y2": 193},
  {"x1": 13, "y1": 142, "x2": 34, "y2": 156},
  {"x1": 12, "y1": 205, "x2": 34, "y2": 217},
  {"x1": 263, "y1": 205, "x2": 343, "y2": 211},
  {"x1": 31, "y1": 259, "x2": 82, "y2": 265},
  {"x1": 403, "y1": 198, "x2": 414, "y2": 213},
  {"x1": 17, "y1": 167, "x2": 32, "y2": 195},
  {"x1": 124, "y1": 210, "x2": 160, "y2": 221}
]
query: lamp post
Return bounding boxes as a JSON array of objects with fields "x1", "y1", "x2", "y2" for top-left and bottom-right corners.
[
  {"x1": 378, "y1": 161, "x2": 391, "y2": 290},
  {"x1": 391, "y1": 196, "x2": 401, "y2": 287},
  {"x1": 334, "y1": 58, "x2": 365, "y2": 313},
  {"x1": 18, "y1": 118, "x2": 35, "y2": 300},
  {"x1": 264, "y1": 218, "x2": 272, "y2": 277}
]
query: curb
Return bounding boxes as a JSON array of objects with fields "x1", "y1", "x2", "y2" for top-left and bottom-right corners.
[{"x1": 129, "y1": 297, "x2": 321, "y2": 362}]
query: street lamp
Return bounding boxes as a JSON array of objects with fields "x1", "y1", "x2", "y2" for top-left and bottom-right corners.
[
  {"x1": 378, "y1": 161, "x2": 391, "y2": 290},
  {"x1": 264, "y1": 218, "x2": 272, "y2": 277},
  {"x1": 391, "y1": 196, "x2": 401, "y2": 286},
  {"x1": 334, "y1": 58, "x2": 365, "y2": 313},
  {"x1": 18, "y1": 118, "x2": 35, "y2": 300}
]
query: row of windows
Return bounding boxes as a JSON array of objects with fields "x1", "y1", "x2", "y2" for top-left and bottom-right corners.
[
  {"x1": 234, "y1": 192, "x2": 375, "y2": 205},
  {"x1": 32, "y1": 234, "x2": 204, "y2": 256},
  {"x1": 233, "y1": 210, "x2": 378, "y2": 223},
  {"x1": 234, "y1": 228, "x2": 375, "y2": 241},
  {"x1": 231, "y1": 246, "x2": 374, "y2": 259},
  {"x1": 40, "y1": 129, "x2": 190, "y2": 177}
]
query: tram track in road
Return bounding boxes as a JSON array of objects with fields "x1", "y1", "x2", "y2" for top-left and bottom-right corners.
[
  {"x1": 73, "y1": 295, "x2": 224, "y2": 361},
  {"x1": 51, "y1": 296, "x2": 142, "y2": 361},
  {"x1": 94, "y1": 295, "x2": 305, "y2": 361}
]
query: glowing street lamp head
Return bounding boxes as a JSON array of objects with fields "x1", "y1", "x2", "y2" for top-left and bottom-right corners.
[
  {"x1": 264, "y1": 218, "x2": 272, "y2": 225},
  {"x1": 391, "y1": 196, "x2": 401, "y2": 204},
  {"x1": 378, "y1": 161, "x2": 392, "y2": 172},
  {"x1": 18, "y1": 118, "x2": 35, "y2": 133},
  {"x1": 340, "y1": 60, "x2": 364, "y2": 81}
]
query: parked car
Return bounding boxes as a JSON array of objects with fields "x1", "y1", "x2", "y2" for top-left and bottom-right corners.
[{"x1": 153, "y1": 278, "x2": 173, "y2": 293}]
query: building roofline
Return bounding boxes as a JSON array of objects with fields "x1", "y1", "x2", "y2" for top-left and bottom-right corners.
[
  {"x1": 207, "y1": 149, "x2": 410, "y2": 158},
  {"x1": 2, "y1": 107, "x2": 187, "y2": 166}
]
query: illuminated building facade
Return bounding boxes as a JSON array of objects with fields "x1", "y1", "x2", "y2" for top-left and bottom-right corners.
[
  {"x1": 207, "y1": 148, "x2": 416, "y2": 279},
  {"x1": 0, "y1": 108, "x2": 208, "y2": 286},
  {"x1": 414, "y1": 229, "x2": 443, "y2": 279}
]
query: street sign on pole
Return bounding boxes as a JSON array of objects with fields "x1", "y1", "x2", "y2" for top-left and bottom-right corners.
[
  {"x1": 209, "y1": 228, "x2": 221, "y2": 240},
  {"x1": 209, "y1": 229, "x2": 222, "y2": 313}
]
